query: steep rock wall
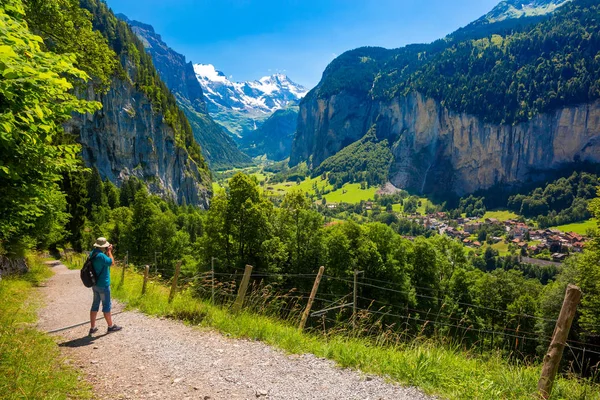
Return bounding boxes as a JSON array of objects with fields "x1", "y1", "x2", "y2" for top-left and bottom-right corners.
[
  {"x1": 291, "y1": 92, "x2": 600, "y2": 196},
  {"x1": 66, "y1": 75, "x2": 211, "y2": 208}
]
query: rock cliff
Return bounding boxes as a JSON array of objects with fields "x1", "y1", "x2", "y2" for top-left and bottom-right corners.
[
  {"x1": 66, "y1": 65, "x2": 211, "y2": 208},
  {"x1": 291, "y1": 91, "x2": 600, "y2": 196}
]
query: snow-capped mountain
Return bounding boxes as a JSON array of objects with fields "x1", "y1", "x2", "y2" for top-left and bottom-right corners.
[
  {"x1": 194, "y1": 64, "x2": 308, "y2": 137},
  {"x1": 477, "y1": 0, "x2": 570, "y2": 24}
]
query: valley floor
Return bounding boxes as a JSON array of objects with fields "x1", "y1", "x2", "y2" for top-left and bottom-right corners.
[{"x1": 37, "y1": 262, "x2": 430, "y2": 400}]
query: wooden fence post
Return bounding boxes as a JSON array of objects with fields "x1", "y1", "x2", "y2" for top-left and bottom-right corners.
[
  {"x1": 537, "y1": 284, "x2": 582, "y2": 399},
  {"x1": 168, "y1": 261, "x2": 182, "y2": 303},
  {"x1": 232, "y1": 265, "x2": 253, "y2": 312},
  {"x1": 142, "y1": 265, "x2": 149, "y2": 295},
  {"x1": 299, "y1": 266, "x2": 325, "y2": 331},
  {"x1": 120, "y1": 256, "x2": 126, "y2": 287}
]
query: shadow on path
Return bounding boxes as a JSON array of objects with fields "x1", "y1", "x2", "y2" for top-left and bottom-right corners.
[{"x1": 59, "y1": 333, "x2": 109, "y2": 348}]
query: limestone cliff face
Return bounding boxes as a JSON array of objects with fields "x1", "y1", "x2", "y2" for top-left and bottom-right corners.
[
  {"x1": 66, "y1": 72, "x2": 211, "y2": 208},
  {"x1": 291, "y1": 91, "x2": 600, "y2": 196}
]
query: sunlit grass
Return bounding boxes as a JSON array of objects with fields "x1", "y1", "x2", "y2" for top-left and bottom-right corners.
[
  {"x1": 0, "y1": 255, "x2": 93, "y2": 399},
  {"x1": 477, "y1": 210, "x2": 519, "y2": 222},
  {"x1": 553, "y1": 219, "x2": 597, "y2": 235},
  {"x1": 110, "y1": 266, "x2": 600, "y2": 400}
]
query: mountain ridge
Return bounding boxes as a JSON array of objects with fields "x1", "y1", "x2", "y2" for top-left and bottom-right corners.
[{"x1": 194, "y1": 63, "x2": 308, "y2": 137}]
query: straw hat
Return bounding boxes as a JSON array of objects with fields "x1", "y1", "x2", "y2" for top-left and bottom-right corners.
[{"x1": 93, "y1": 237, "x2": 111, "y2": 248}]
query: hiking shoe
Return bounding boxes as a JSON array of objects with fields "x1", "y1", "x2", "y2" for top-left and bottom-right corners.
[
  {"x1": 89, "y1": 327, "x2": 98, "y2": 335},
  {"x1": 107, "y1": 325, "x2": 122, "y2": 333}
]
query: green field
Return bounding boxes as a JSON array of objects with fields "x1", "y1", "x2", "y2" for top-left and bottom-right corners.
[
  {"x1": 491, "y1": 241, "x2": 510, "y2": 256},
  {"x1": 477, "y1": 210, "x2": 519, "y2": 222},
  {"x1": 554, "y1": 219, "x2": 597, "y2": 235},
  {"x1": 323, "y1": 183, "x2": 378, "y2": 204}
]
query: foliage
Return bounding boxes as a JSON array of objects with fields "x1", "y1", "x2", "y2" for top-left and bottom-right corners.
[
  {"x1": 312, "y1": 126, "x2": 392, "y2": 188},
  {"x1": 0, "y1": 1, "x2": 101, "y2": 255},
  {"x1": 23, "y1": 0, "x2": 118, "y2": 91},
  {"x1": 458, "y1": 195, "x2": 486, "y2": 218},
  {"x1": 508, "y1": 172, "x2": 598, "y2": 227}
]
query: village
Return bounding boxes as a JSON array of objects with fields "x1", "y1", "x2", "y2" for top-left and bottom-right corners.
[{"x1": 413, "y1": 212, "x2": 587, "y2": 262}]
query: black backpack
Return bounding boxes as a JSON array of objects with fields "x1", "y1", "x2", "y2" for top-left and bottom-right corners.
[{"x1": 80, "y1": 253, "x2": 99, "y2": 288}]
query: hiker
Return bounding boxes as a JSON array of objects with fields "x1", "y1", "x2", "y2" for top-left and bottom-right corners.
[{"x1": 89, "y1": 237, "x2": 122, "y2": 335}]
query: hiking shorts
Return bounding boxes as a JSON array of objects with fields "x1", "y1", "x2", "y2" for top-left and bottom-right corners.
[{"x1": 91, "y1": 285, "x2": 111, "y2": 313}]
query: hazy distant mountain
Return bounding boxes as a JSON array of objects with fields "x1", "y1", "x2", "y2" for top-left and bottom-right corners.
[
  {"x1": 194, "y1": 64, "x2": 308, "y2": 137},
  {"x1": 239, "y1": 107, "x2": 299, "y2": 161}
]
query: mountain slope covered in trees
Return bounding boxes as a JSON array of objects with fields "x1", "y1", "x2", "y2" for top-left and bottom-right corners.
[
  {"x1": 291, "y1": 0, "x2": 600, "y2": 198},
  {"x1": 0, "y1": 0, "x2": 214, "y2": 255}
]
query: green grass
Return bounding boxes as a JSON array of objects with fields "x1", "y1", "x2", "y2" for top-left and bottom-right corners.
[
  {"x1": 323, "y1": 183, "x2": 378, "y2": 204},
  {"x1": 491, "y1": 241, "x2": 511, "y2": 256},
  {"x1": 477, "y1": 210, "x2": 519, "y2": 222},
  {"x1": 61, "y1": 252, "x2": 87, "y2": 270},
  {"x1": 0, "y1": 255, "x2": 93, "y2": 399},
  {"x1": 110, "y1": 266, "x2": 600, "y2": 400},
  {"x1": 553, "y1": 219, "x2": 597, "y2": 235},
  {"x1": 212, "y1": 181, "x2": 224, "y2": 194}
]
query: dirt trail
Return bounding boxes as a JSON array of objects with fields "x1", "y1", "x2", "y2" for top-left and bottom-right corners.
[{"x1": 37, "y1": 262, "x2": 431, "y2": 400}]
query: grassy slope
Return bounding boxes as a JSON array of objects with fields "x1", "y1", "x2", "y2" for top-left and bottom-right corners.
[
  {"x1": 553, "y1": 219, "x2": 598, "y2": 235},
  {"x1": 0, "y1": 256, "x2": 92, "y2": 399},
  {"x1": 477, "y1": 210, "x2": 519, "y2": 222},
  {"x1": 109, "y1": 266, "x2": 600, "y2": 400}
]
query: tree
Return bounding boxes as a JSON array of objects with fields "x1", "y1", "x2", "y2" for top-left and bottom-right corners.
[
  {"x1": 128, "y1": 187, "x2": 159, "y2": 262},
  {"x1": 0, "y1": 1, "x2": 101, "y2": 255}
]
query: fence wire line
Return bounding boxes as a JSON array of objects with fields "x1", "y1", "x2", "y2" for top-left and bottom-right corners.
[
  {"x1": 358, "y1": 275, "x2": 547, "y2": 306},
  {"x1": 353, "y1": 279, "x2": 559, "y2": 324},
  {"x1": 354, "y1": 295, "x2": 558, "y2": 342},
  {"x1": 354, "y1": 307, "x2": 544, "y2": 343},
  {"x1": 117, "y1": 262, "x2": 600, "y2": 359}
]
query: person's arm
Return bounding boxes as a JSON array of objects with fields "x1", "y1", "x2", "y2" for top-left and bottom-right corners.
[{"x1": 106, "y1": 245, "x2": 114, "y2": 264}]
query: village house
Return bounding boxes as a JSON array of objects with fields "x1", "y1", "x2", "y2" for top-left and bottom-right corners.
[{"x1": 464, "y1": 223, "x2": 481, "y2": 233}]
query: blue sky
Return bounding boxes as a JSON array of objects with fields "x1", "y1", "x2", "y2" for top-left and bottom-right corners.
[{"x1": 106, "y1": 0, "x2": 500, "y2": 88}]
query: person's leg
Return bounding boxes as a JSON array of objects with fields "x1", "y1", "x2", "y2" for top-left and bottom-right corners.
[
  {"x1": 101, "y1": 286, "x2": 121, "y2": 331},
  {"x1": 104, "y1": 311, "x2": 113, "y2": 327},
  {"x1": 90, "y1": 311, "x2": 98, "y2": 328},
  {"x1": 90, "y1": 287, "x2": 101, "y2": 329}
]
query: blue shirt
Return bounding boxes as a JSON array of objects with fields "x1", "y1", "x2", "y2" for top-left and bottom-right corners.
[{"x1": 89, "y1": 249, "x2": 112, "y2": 287}]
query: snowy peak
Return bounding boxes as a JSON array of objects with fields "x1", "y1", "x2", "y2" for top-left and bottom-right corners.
[
  {"x1": 193, "y1": 63, "x2": 308, "y2": 124},
  {"x1": 479, "y1": 0, "x2": 570, "y2": 24}
]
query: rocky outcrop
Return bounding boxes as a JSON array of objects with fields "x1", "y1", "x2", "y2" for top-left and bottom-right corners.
[
  {"x1": 291, "y1": 91, "x2": 600, "y2": 196},
  {"x1": 66, "y1": 71, "x2": 210, "y2": 208}
]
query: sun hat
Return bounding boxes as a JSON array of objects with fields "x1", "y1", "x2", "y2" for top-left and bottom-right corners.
[{"x1": 93, "y1": 237, "x2": 111, "y2": 248}]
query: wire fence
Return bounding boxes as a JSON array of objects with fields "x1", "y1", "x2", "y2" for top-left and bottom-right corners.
[{"x1": 109, "y1": 254, "x2": 600, "y2": 379}]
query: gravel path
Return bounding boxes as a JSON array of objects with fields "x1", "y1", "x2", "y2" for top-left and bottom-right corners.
[{"x1": 37, "y1": 262, "x2": 432, "y2": 400}]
